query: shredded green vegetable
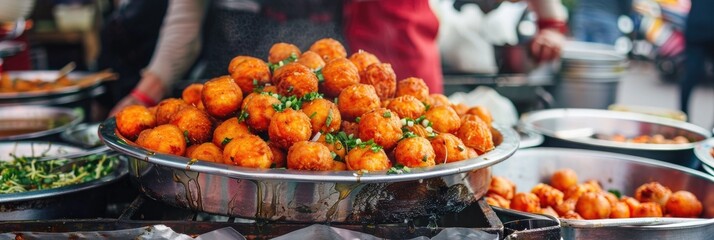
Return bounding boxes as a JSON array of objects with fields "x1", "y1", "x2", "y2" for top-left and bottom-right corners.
[{"x1": 0, "y1": 153, "x2": 118, "y2": 194}]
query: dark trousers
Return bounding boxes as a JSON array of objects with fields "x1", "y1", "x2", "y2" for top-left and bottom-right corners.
[{"x1": 680, "y1": 41, "x2": 714, "y2": 115}]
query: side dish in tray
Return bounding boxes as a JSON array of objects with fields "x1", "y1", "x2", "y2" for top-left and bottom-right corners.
[
  {"x1": 0, "y1": 151, "x2": 119, "y2": 194},
  {"x1": 487, "y1": 168, "x2": 703, "y2": 219},
  {"x1": 114, "y1": 38, "x2": 497, "y2": 173}
]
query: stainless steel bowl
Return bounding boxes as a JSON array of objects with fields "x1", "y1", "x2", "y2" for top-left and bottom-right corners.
[
  {"x1": 0, "y1": 141, "x2": 128, "y2": 220},
  {"x1": 0, "y1": 106, "x2": 83, "y2": 141},
  {"x1": 492, "y1": 148, "x2": 714, "y2": 240},
  {"x1": 60, "y1": 122, "x2": 102, "y2": 148},
  {"x1": 99, "y1": 118, "x2": 519, "y2": 222},
  {"x1": 694, "y1": 138, "x2": 714, "y2": 169},
  {"x1": 520, "y1": 108, "x2": 711, "y2": 168}
]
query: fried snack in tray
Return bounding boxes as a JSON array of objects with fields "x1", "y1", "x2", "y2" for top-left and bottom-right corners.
[
  {"x1": 114, "y1": 38, "x2": 500, "y2": 174},
  {"x1": 487, "y1": 168, "x2": 704, "y2": 220}
]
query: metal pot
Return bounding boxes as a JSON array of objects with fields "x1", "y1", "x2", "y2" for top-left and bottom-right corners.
[
  {"x1": 0, "y1": 142, "x2": 128, "y2": 220},
  {"x1": 0, "y1": 106, "x2": 83, "y2": 141},
  {"x1": 694, "y1": 138, "x2": 714, "y2": 170},
  {"x1": 99, "y1": 118, "x2": 520, "y2": 223},
  {"x1": 520, "y1": 108, "x2": 711, "y2": 168},
  {"x1": 492, "y1": 148, "x2": 714, "y2": 240}
]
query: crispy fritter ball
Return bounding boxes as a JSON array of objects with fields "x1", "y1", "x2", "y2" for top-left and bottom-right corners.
[
  {"x1": 635, "y1": 182, "x2": 672, "y2": 208},
  {"x1": 341, "y1": 121, "x2": 359, "y2": 137},
  {"x1": 610, "y1": 201, "x2": 631, "y2": 218},
  {"x1": 186, "y1": 142, "x2": 222, "y2": 162},
  {"x1": 309, "y1": 38, "x2": 347, "y2": 61},
  {"x1": 287, "y1": 141, "x2": 334, "y2": 171},
  {"x1": 404, "y1": 124, "x2": 431, "y2": 138},
  {"x1": 575, "y1": 192, "x2": 611, "y2": 220},
  {"x1": 241, "y1": 93, "x2": 281, "y2": 132},
  {"x1": 170, "y1": 106, "x2": 213, "y2": 144},
  {"x1": 202, "y1": 76, "x2": 243, "y2": 119},
  {"x1": 332, "y1": 161, "x2": 347, "y2": 171},
  {"x1": 554, "y1": 198, "x2": 578, "y2": 216},
  {"x1": 621, "y1": 196, "x2": 641, "y2": 215},
  {"x1": 381, "y1": 98, "x2": 393, "y2": 108},
  {"x1": 540, "y1": 206, "x2": 560, "y2": 218},
  {"x1": 136, "y1": 124, "x2": 186, "y2": 156},
  {"x1": 296, "y1": 51, "x2": 326, "y2": 71},
  {"x1": 317, "y1": 133, "x2": 347, "y2": 161},
  {"x1": 358, "y1": 108, "x2": 403, "y2": 149},
  {"x1": 425, "y1": 105, "x2": 461, "y2": 134},
  {"x1": 272, "y1": 62, "x2": 309, "y2": 86},
  {"x1": 116, "y1": 105, "x2": 156, "y2": 140},
  {"x1": 452, "y1": 103, "x2": 470, "y2": 117},
  {"x1": 223, "y1": 135, "x2": 273, "y2": 168},
  {"x1": 665, "y1": 190, "x2": 703, "y2": 217},
  {"x1": 268, "y1": 108, "x2": 312, "y2": 150},
  {"x1": 395, "y1": 77, "x2": 429, "y2": 102},
  {"x1": 394, "y1": 136, "x2": 436, "y2": 168},
  {"x1": 466, "y1": 106, "x2": 493, "y2": 125},
  {"x1": 155, "y1": 98, "x2": 190, "y2": 125},
  {"x1": 583, "y1": 180, "x2": 603, "y2": 193},
  {"x1": 349, "y1": 50, "x2": 381, "y2": 74},
  {"x1": 430, "y1": 133, "x2": 476, "y2": 164},
  {"x1": 632, "y1": 202, "x2": 663, "y2": 218},
  {"x1": 564, "y1": 184, "x2": 594, "y2": 201},
  {"x1": 488, "y1": 176, "x2": 516, "y2": 200},
  {"x1": 276, "y1": 67, "x2": 319, "y2": 98},
  {"x1": 301, "y1": 98, "x2": 341, "y2": 134},
  {"x1": 387, "y1": 95, "x2": 425, "y2": 119},
  {"x1": 457, "y1": 118, "x2": 494, "y2": 154},
  {"x1": 262, "y1": 85, "x2": 278, "y2": 94},
  {"x1": 228, "y1": 56, "x2": 271, "y2": 93},
  {"x1": 486, "y1": 193, "x2": 511, "y2": 208},
  {"x1": 345, "y1": 147, "x2": 391, "y2": 171},
  {"x1": 268, "y1": 142, "x2": 287, "y2": 168},
  {"x1": 532, "y1": 183, "x2": 565, "y2": 208},
  {"x1": 182, "y1": 83, "x2": 204, "y2": 106},
  {"x1": 227, "y1": 56, "x2": 251, "y2": 74},
  {"x1": 361, "y1": 63, "x2": 396, "y2": 100},
  {"x1": 321, "y1": 58, "x2": 360, "y2": 98},
  {"x1": 550, "y1": 169, "x2": 578, "y2": 192},
  {"x1": 212, "y1": 117, "x2": 251, "y2": 148},
  {"x1": 268, "y1": 42, "x2": 301, "y2": 64},
  {"x1": 603, "y1": 192, "x2": 619, "y2": 206},
  {"x1": 511, "y1": 192, "x2": 541, "y2": 213},
  {"x1": 428, "y1": 94, "x2": 450, "y2": 107},
  {"x1": 337, "y1": 84, "x2": 381, "y2": 121}
]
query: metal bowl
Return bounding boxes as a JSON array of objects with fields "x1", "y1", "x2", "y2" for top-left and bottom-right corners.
[
  {"x1": 99, "y1": 117, "x2": 519, "y2": 222},
  {"x1": 694, "y1": 138, "x2": 714, "y2": 169},
  {"x1": 520, "y1": 108, "x2": 711, "y2": 168},
  {"x1": 0, "y1": 141, "x2": 128, "y2": 220},
  {"x1": 492, "y1": 148, "x2": 714, "y2": 240},
  {"x1": 0, "y1": 106, "x2": 83, "y2": 141},
  {"x1": 60, "y1": 122, "x2": 103, "y2": 148}
]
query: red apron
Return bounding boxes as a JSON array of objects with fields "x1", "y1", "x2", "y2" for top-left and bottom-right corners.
[{"x1": 343, "y1": 0, "x2": 443, "y2": 94}]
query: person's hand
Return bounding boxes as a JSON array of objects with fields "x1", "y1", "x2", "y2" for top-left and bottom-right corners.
[
  {"x1": 529, "y1": 28, "x2": 565, "y2": 63},
  {"x1": 108, "y1": 72, "x2": 166, "y2": 117}
]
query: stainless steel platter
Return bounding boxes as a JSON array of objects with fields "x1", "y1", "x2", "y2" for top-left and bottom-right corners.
[
  {"x1": 0, "y1": 106, "x2": 83, "y2": 141},
  {"x1": 520, "y1": 108, "x2": 711, "y2": 168},
  {"x1": 492, "y1": 148, "x2": 714, "y2": 240},
  {"x1": 99, "y1": 117, "x2": 519, "y2": 222},
  {"x1": 60, "y1": 122, "x2": 103, "y2": 148},
  {"x1": 0, "y1": 71, "x2": 110, "y2": 106},
  {"x1": 0, "y1": 141, "x2": 128, "y2": 220}
]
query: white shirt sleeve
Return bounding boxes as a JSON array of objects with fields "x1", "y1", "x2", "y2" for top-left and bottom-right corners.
[{"x1": 145, "y1": 0, "x2": 207, "y2": 90}]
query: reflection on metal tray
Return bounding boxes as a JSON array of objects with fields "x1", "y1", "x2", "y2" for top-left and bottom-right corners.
[
  {"x1": 100, "y1": 117, "x2": 519, "y2": 222},
  {"x1": 60, "y1": 122, "x2": 103, "y2": 148},
  {"x1": 0, "y1": 106, "x2": 83, "y2": 141},
  {"x1": 492, "y1": 147, "x2": 714, "y2": 240},
  {"x1": 694, "y1": 138, "x2": 714, "y2": 170}
]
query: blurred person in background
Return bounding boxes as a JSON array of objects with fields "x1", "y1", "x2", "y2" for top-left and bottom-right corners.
[
  {"x1": 108, "y1": 0, "x2": 566, "y2": 115},
  {"x1": 96, "y1": 0, "x2": 168, "y2": 116},
  {"x1": 571, "y1": 0, "x2": 631, "y2": 45},
  {"x1": 680, "y1": 0, "x2": 714, "y2": 116}
]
